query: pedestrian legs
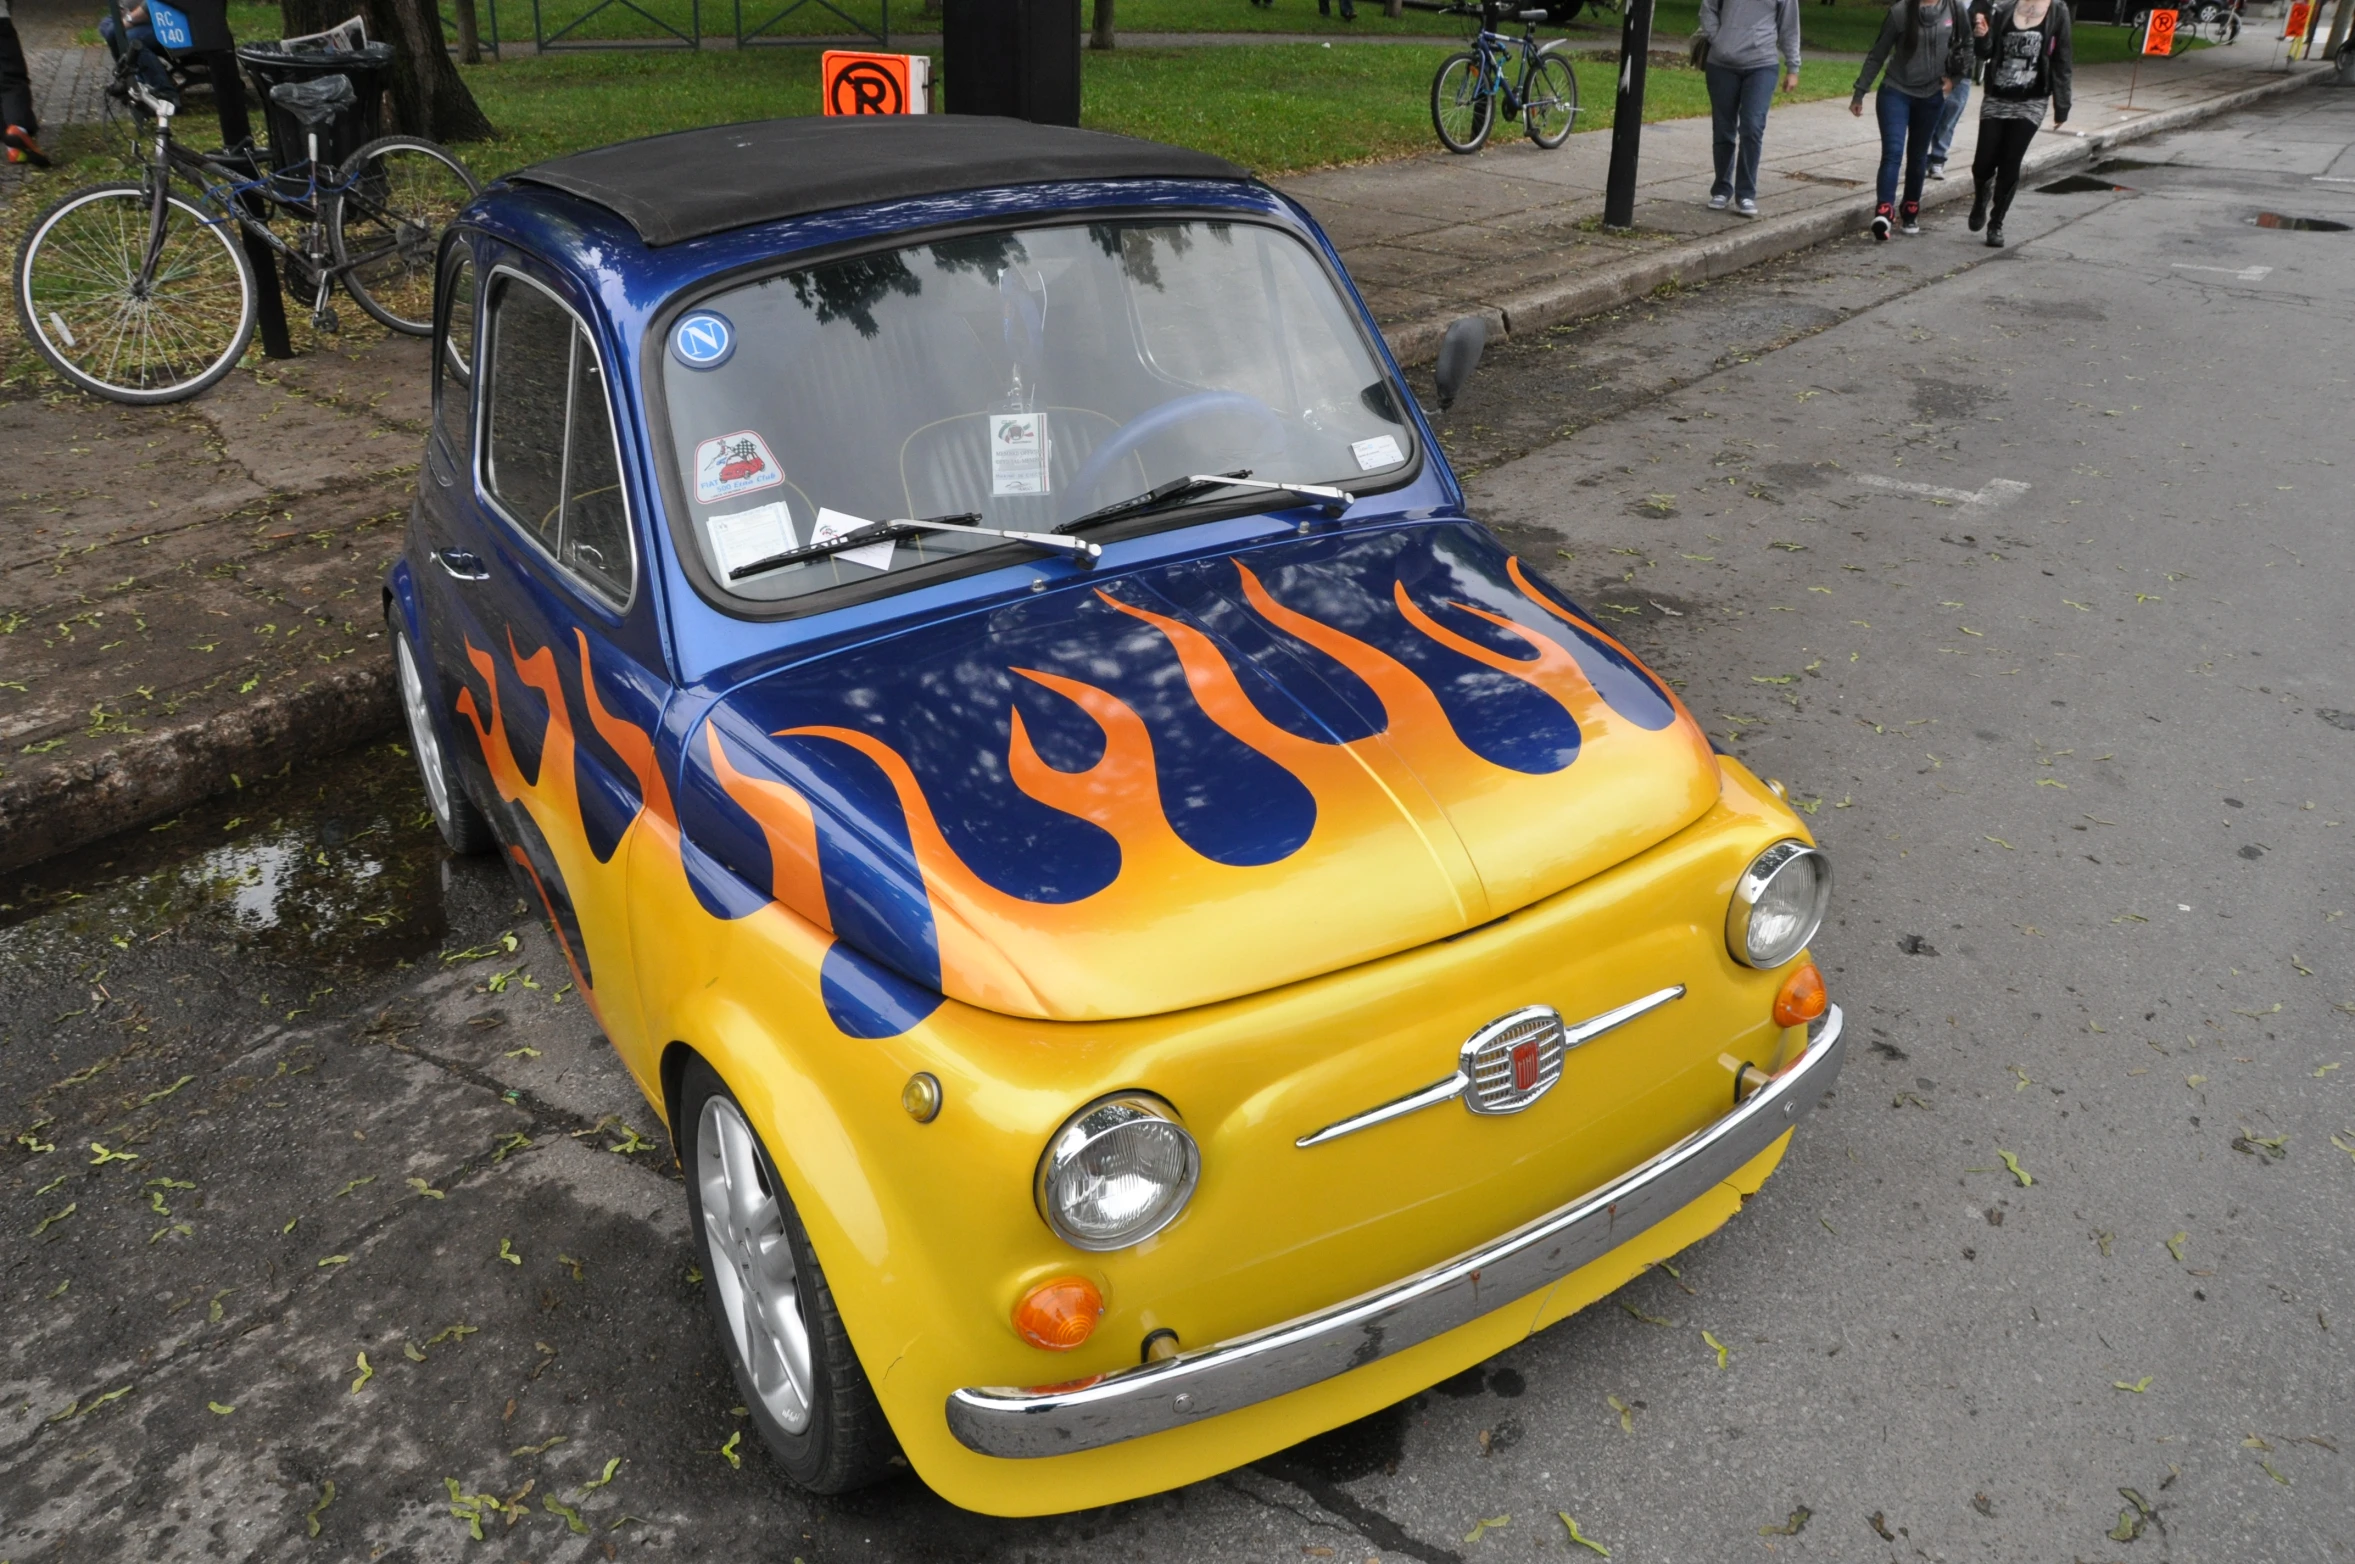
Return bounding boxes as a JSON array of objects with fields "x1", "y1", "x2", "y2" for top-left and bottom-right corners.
[
  {"x1": 1971, "y1": 115, "x2": 2039, "y2": 229},
  {"x1": 1706, "y1": 62, "x2": 1741, "y2": 200},
  {"x1": 1899, "y1": 88, "x2": 1940, "y2": 210},
  {"x1": 1928, "y1": 77, "x2": 1970, "y2": 173},
  {"x1": 1873, "y1": 83, "x2": 1911, "y2": 209},
  {"x1": 1730, "y1": 63, "x2": 1775, "y2": 202}
]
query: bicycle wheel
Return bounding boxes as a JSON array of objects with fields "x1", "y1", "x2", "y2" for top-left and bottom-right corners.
[
  {"x1": 2221, "y1": 12, "x2": 2240, "y2": 41},
  {"x1": 1432, "y1": 52, "x2": 1495, "y2": 154},
  {"x1": 329, "y1": 135, "x2": 481, "y2": 336},
  {"x1": 13, "y1": 181, "x2": 257, "y2": 405},
  {"x1": 1525, "y1": 45, "x2": 1580, "y2": 148}
]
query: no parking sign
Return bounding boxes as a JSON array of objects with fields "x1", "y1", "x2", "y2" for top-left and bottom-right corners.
[
  {"x1": 2142, "y1": 8, "x2": 2177, "y2": 54},
  {"x1": 821, "y1": 51, "x2": 932, "y2": 115}
]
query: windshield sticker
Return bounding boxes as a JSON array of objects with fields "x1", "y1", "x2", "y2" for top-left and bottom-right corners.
[
  {"x1": 813, "y1": 507, "x2": 897, "y2": 571},
  {"x1": 671, "y1": 312, "x2": 736, "y2": 370},
  {"x1": 989, "y1": 413, "x2": 1050, "y2": 497},
  {"x1": 1351, "y1": 434, "x2": 1405, "y2": 472},
  {"x1": 708, "y1": 501, "x2": 800, "y2": 579},
  {"x1": 695, "y1": 431, "x2": 784, "y2": 505}
]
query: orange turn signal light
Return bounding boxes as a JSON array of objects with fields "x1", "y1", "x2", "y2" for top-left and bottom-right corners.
[
  {"x1": 1772, "y1": 961, "x2": 1828, "y2": 1029},
  {"x1": 1013, "y1": 1276, "x2": 1104, "y2": 1352}
]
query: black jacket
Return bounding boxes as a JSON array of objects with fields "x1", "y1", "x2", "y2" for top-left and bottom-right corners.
[{"x1": 1977, "y1": 0, "x2": 2073, "y2": 123}]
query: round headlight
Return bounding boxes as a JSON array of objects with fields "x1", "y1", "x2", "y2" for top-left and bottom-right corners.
[
  {"x1": 1726, "y1": 841, "x2": 1831, "y2": 969},
  {"x1": 1035, "y1": 1094, "x2": 1200, "y2": 1252}
]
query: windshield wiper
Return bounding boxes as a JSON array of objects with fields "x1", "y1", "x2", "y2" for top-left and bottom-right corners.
[
  {"x1": 727, "y1": 512, "x2": 1100, "y2": 581},
  {"x1": 1056, "y1": 472, "x2": 1355, "y2": 534}
]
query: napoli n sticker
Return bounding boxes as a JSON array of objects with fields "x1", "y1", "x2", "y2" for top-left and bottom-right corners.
[{"x1": 671, "y1": 312, "x2": 736, "y2": 370}]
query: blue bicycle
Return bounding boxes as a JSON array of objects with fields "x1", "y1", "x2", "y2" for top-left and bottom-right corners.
[
  {"x1": 12, "y1": 9, "x2": 478, "y2": 403},
  {"x1": 1431, "y1": 2, "x2": 1581, "y2": 154}
]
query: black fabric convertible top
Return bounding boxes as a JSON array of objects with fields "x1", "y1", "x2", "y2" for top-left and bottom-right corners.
[{"x1": 511, "y1": 116, "x2": 1252, "y2": 247}]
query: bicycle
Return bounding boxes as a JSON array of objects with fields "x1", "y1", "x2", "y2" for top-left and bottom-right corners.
[
  {"x1": 1431, "y1": 2, "x2": 1582, "y2": 155},
  {"x1": 11, "y1": 30, "x2": 479, "y2": 405}
]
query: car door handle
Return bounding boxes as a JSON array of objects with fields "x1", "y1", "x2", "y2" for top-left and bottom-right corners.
[{"x1": 435, "y1": 548, "x2": 490, "y2": 581}]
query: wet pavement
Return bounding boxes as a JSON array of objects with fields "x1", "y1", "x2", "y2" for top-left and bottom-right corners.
[{"x1": 6, "y1": 90, "x2": 2355, "y2": 1563}]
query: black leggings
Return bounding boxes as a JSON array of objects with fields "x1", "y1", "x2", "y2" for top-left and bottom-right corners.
[{"x1": 1972, "y1": 115, "x2": 2040, "y2": 227}]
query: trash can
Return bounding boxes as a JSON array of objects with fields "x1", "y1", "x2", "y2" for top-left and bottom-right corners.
[{"x1": 236, "y1": 40, "x2": 395, "y2": 180}]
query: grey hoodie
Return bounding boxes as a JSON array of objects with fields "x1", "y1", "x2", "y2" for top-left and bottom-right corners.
[
  {"x1": 1853, "y1": 0, "x2": 1974, "y2": 98},
  {"x1": 1700, "y1": 0, "x2": 1802, "y2": 73}
]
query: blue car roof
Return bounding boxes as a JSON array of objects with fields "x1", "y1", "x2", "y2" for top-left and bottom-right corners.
[{"x1": 510, "y1": 115, "x2": 1251, "y2": 247}]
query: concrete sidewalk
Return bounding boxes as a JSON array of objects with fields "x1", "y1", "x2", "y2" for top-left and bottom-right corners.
[
  {"x1": 1282, "y1": 42, "x2": 2326, "y2": 357},
  {"x1": 0, "y1": 48, "x2": 2324, "y2": 870}
]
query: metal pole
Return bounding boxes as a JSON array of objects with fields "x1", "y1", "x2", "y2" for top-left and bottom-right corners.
[{"x1": 1602, "y1": 0, "x2": 1655, "y2": 230}]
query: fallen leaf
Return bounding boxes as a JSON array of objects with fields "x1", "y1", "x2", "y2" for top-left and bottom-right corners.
[
  {"x1": 406, "y1": 1177, "x2": 445, "y2": 1199},
  {"x1": 1558, "y1": 1512, "x2": 1610, "y2": 1556},
  {"x1": 2114, "y1": 1376, "x2": 2153, "y2": 1393},
  {"x1": 425, "y1": 1322, "x2": 478, "y2": 1347},
  {"x1": 491, "y1": 1132, "x2": 533, "y2": 1163},
  {"x1": 512, "y1": 1434, "x2": 569, "y2": 1457},
  {"x1": 2259, "y1": 1456, "x2": 2292, "y2": 1486},
  {"x1": 1760, "y1": 1505, "x2": 1812, "y2": 1537},
  {"x1": 87, "y1": 1142, "x2": 139, "y2": 1165},
  {"x1": 498, "y1": 1238, "x2": 522, "y2": 1266},
  {"x1": 1985, "y1": 836, "x2": 2015, "y2": 850},
  {"x1": 32, "y1": 1202, "x2": 77, "y2": 1235},
  {"x1": 1868, "y1": 1511, "x2": 1895, "y2": 1541},
  {"x1": 1462, "y1": 1515, "x2": 1509, "y2": 1543},
  {"x1": 306, "y1": 1480, "x2": 336, "y2": 1538},
  {"x1": 1997, "y1": 1149, "x2": 2033, "y2": 1186},
  {"x1": 1620, "y1": 1303, "x2": 1674, "y2": 1328},
  {"x1": 350, "y1": 1352, "x2": 373, "y2": 1394},
  {"x1": 317, "y1": 1255, "x2": 350, "y2": 1269},
  {"x1": 1702, "y1": 1329, "x2": 1731, "y2": 1369},
  {"x1": 208, "y1": 1401, "x2": 234, "y2": 1415},
  {"x1": 576, "y1": 1456, "x2": 622, "y2": 1493},
  {"x1": 719, "y1": 1430, "x2": 743, "y2": 1469},
  {"x1": 404, "y1": 1342, "x2": 428, "y2": 1362},
  {"x1": 1608, "y1": 1394, "x2": 1635, "y2": 1433},
  {"x1": 545, "y1": 1494, "x2": 590, "y2": 1535}
]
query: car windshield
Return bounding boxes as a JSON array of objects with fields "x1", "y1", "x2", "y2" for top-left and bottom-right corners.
[{"x1": 658, "y1": 218, "x2": 1411, "y2": 604}]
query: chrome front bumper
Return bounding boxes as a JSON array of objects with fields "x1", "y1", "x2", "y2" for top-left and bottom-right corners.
[{"x1": 945, "y1": 1005, "x2": 1845, "y2": 1459}]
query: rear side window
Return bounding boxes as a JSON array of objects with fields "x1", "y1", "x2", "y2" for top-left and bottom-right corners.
[
  {"x1": 434, "y1": 247, "x2": 476, "y2": 466},
  {"x1": 482, "y1": 273, "x2": 636, "y2": 607}
]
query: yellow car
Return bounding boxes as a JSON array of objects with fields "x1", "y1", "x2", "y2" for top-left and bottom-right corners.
[{"x1": 389, "y1": 115, "x2": 1842, "y2": 1514}]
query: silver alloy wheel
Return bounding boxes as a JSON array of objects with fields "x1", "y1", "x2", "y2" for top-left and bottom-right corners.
[
  {"x1": 394, "y1": 633, "x2": 455, "y2": 827},
  {"x1": 696, "y1": 1095, "x2": 816, "y2": 1435}
]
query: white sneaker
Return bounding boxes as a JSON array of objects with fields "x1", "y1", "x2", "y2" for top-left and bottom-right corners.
[
  {"x1": 1708, "y1": 191, "x2": 1731, "y2": 210},
  {"x1": 1735, "y1": 197, "x2": 1759, "y2": 217},
  {"x1": 1927, "y1": 161, "x2": 1947, "y2": 181}
]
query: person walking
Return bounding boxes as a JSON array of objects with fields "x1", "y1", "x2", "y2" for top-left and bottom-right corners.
[
  {"x1": 0, "y1": 0, "x2": 51, "y2": 167},
  {"x1": 1699, "y1": 0, "x2": 1802, "y2": 217},
  {"x1": 1923, "y1": 0, "x2": 1991, "y2": 180},
  {"x1": 1968, "y1": 0, "x2": 2071, "y2": 247},
  {"x1": 1850, "y1": 0, "x2": 1972, "y2": 241}
]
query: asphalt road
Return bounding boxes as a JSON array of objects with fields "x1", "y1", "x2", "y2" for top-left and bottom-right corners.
[{"x1": 6, "y1": 89, "x2": 2353, "y2": 1564}]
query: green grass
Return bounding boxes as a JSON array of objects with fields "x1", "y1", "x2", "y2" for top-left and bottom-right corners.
[{"x1": 445, "y1": 42, "x2": 1862, "y2": 177}]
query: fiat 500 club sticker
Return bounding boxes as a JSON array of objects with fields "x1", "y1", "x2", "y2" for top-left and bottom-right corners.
[{"x1": 696, "y1": 432, "x2": 784, "y2": 505}]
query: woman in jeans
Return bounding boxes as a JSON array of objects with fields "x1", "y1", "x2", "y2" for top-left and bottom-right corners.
[
  {"x1": 1850, "y1": 0, "x2": 1973, "y2": 240},
  {"x1": 1699, "y1": 0, "x2": 1802, "y2": 218},
  {"x1": 1969, "y1": 0, "x2": 2072, "y2": 248}
]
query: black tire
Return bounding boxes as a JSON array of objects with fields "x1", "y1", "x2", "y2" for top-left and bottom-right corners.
[
  {"x1": 1432, "y1": 52, "x2": 1495, "y2": 153},
  {"x1": 1545, "y1": 0, "x2": 1586, "y2": 20},
  {"x1": 680, "y1": 1056, "x2": 899, "y2": 1494},
  {"x1": 329, "y1": 135, "x2": 481, "y2": 336},
  {"x1": 391, "y1": 611, "x2": 497, "y2": 855},
  {"x1": 14, "y1": 181, "x2": 256, "y2": 405},
  {"x1": 1525, "y1": 45, "x2": 1581, "y2": 147}
]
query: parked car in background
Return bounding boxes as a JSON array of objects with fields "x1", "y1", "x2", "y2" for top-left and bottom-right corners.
[{"x1": 388, "y1": 114, "x2": 1844, "y2": 1515}]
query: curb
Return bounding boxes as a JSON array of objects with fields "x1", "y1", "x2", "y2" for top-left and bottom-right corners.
[
  {"x1": 1380, "y1": 64, "x2": 2322, "y2": 362},
  {"x1": 0, "y1": 652, "x2": 395, "y2": 877}
]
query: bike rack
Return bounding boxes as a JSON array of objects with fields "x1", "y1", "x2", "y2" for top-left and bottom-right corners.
[{"x1": 732, "y1": 0, "x2": 888, "y2": 48}]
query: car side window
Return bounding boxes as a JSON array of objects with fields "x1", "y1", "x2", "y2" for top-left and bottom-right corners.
[
  {"x1": 434, "y1": 248, "x2": 476, "y2": 467},
  {"x1": 482, "y1": 273, "x2": 636, "y2": 608}
]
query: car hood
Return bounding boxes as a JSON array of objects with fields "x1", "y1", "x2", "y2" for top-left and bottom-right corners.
[{"x1": 677, "y1": 521, "x2": 1719, "y2": 1021}]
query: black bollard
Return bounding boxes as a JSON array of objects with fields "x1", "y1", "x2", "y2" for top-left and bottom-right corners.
[{"x1": 1602, "y1": 0, "x2": 1655, "y2": 231}]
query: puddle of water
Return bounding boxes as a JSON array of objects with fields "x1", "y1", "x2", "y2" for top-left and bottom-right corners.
[
  {"x1": 0, "y1": 740, "x2": 452, "y2": 971},
  {"x1": 2092, "y1": 158, "x2": 2163, "y2": 174},
  {"x1": 2038, "y1": 174, "x2": 2133, "y2": 195},
  {"x1": 2251, "y1": 212, "x2": 2349, "y2": 231}
]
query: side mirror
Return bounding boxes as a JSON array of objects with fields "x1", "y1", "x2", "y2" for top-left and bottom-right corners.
[{"x1": 1433, "y1": 315, "x2": 1488, "y2": 413}]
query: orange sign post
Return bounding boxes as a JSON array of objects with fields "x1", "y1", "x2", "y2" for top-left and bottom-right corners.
[
  {"x1": 2142, "y1": 7, "x2": 2178, "y2": 53},
  {"x1": 820, "y1": 51, "x2": 933, "y2": 116}
]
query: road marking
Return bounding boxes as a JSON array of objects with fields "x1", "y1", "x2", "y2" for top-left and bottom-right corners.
[
  {"x1": 1854, "y1": 476, "x2": 2031, "y2": 507},
  {"x1": 2172, "y1": 263, "x2": 2273, "y2": 282}
]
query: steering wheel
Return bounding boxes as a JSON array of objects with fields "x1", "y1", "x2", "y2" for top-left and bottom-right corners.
[{"x1": 1068, "y1": 390, "x2": 1287, "y2": 515}]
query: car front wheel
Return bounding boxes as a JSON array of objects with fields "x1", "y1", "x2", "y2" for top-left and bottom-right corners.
[{"x1": 681, "y1": 1056, "x2": 898, "y2": 1493}]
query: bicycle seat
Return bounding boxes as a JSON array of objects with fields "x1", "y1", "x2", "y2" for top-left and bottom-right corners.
[{"x1": 267, "y1": 74, "x2": 356, "y2": 127}]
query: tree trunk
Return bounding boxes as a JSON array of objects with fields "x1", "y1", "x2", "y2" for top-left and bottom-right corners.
[
  {"x1": 361, "y1": 0, "x2": 494, "y2": 140},
  {"x1": 278, "y1": 0, "x2": 351, "y2": 35},
  {"x1": 1090, "y1": 0, "x2": 1114, "y2": 50},
  {"x1": 453, "y1": 0, "x2": 483, "y2": 64}
]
